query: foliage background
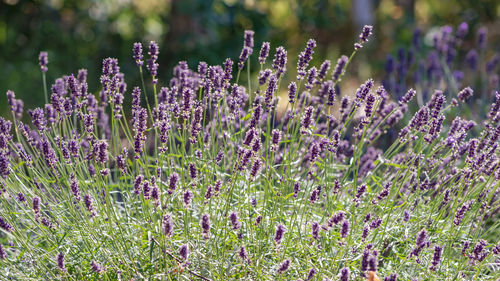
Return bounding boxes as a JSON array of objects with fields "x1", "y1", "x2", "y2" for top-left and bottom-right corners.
[{"x1": 1, "y1": 0, "x2": 499, "y2": 116}]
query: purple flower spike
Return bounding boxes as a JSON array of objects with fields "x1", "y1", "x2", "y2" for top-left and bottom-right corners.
[
  {"x1": 277, "y1": 259, "x2": 290, "y2": 273},
  {"x1": 477, "y1": 27, "x2": 487, "y2": 50},
  {"x1": 57, "y1": 252, "x2": 66, "y2": 272},
  {"x1": 274, "y1": 224, "x2": 286, "y2": 245},
  {"x1": 90, "y1": 260, "x2": 105, "y2": 273},
  {"x1": 332, "y1": 55, "x2": 348, "y2": 82},
  {"x1": 259, "y1": 42, "x2": 270, "y2": 64},
  {"x1": 133, "y1": 42, "x2": 143, "y2": 67},
  {"x1": 288, "y1": 82, "x2": 297, "y2": 103},
  {"x1": 0, "y1": 244, "x2": 6, "y2": 260},
  {"x1": 238, "y1": 47, "x2": 251, "y2": 70},
  {"x1": 147, "y1": 41, "x2": 159, "y2": 82},
  {"x1": 179, "y1": 244, "x2": 189, "y2": 260},
  {"x1": 229, "y1": 212, "x2": 241, "y2": 230},
  {"x1": 341, "y1": 220, "x2": 350, "y2": 238},
  {"x1": 359, "y1": 25, "x2": 373, "y2": 43},
  {"x1": 305, "y1": 268, "x2": 316, "y2": 281},
  {"x1": 201, "y1": 214, "x2": 210, "y2": 238},
  {"x1": 272, "y1": 46, "x2": 287, "y2": 76},
  {"x1": 162, "y1": 214, "x2": 173, "y2": 237},
  {"x1": 339, "y1": 267, "x2": 350, "y2": 281},
  {"x1": 457, "y1": 22, "x2": 468, "y2": 39},
  {"x1": 39, "y1": 52, "x2": 48, "y2": 72},
  {"x1": 244, "y1": 30, "x2": 254, "y2": 49},
  {"x1": 69, "y1": 173, "x2": 81, "y2": 201},
  {"x1": 458, "y1": 87, "x2": 473, "y2": 102},
  {"x1": 297, "y1": 39, "x2": 317, "y2": 80},
  {"x1": 0, "y1": 217, "x2": 14, "y2": 232},
  {"x1": 429, "y1": 245, "x2": 443, "y2": 271}
]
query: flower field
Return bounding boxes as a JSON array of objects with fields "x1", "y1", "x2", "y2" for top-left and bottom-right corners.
[{"x1": 0, "y1": 23, "x2": 499, "y2": 280}]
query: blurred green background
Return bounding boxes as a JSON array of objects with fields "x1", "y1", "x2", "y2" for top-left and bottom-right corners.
[{"x1": 1, "y1": 0, "x2": 499, "y2": 116}]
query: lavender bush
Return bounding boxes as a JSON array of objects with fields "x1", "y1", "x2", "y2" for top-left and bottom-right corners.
[{"x1": 0, "y1": 24, "x2": 499, "y2": 280}]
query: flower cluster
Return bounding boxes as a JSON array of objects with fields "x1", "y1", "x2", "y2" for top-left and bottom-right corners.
[{"x1": 0, "y1": 24, "x2": 497, "y2": 280}]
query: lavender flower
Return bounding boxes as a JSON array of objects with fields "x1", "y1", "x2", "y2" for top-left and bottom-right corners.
[
  {"x1": 272, "y1": 47, "x2": 287, "y2": 76},
  {"x1": 454, "y1": 200, "x2": 473, "y2": 225},
  {"x1": 300, "y1": 106, "x2": 314, "y2": 134},
  {"x1": 364, "y1": 93, "x2": 376, "y2": 119},
  {"x1": 238, "y1": 47, "x2": 251, "y2": 70},
  {"x1": 33, "y1": 196, "x2": 40, "y2": 216},
  {"x1": 458, "y1": 87, "x2": 473, "y2": 102},
  {"x1": 250, "y1": 158, "x2": 263, "y2": 180},
  {"x1": 288, "y1": 82, "x2": 297, "y2": 103},
  {"x1": 265, "y1": 74, "x2": 277, "y2": 108},
  {"x1": 84, "y1": 195, "x2": 96, "y2": 218},
  {"x1": 399, "y1": 88, "x2": 416, "y2": 106},
  {"x1": 274, "y1": 224, "x2": 286, "y2": 245},
  {"x1": 293, "y1": 182, "x2": 300, "y2": 198},
  {"x1": 179, "y1": 244, "x2": 189, "y2": 260},
  {"x1": 404, "y1": 210, "x2": 410, "y2": 222},
  {"x1": 147, "y1": 41, "x2": 159, "y2": 83},
  {"x1": 183, "y1": 189, "x2": 193, "y2": 208},
  {"x1": 90, "y1": 260, "x2": 104, "y2": 273},
  {"x1": 332, "y1": 55, "x2": 348, "y2": 82},
  {"x1": 327, "y1": 84, "x2": 336, "y2": 106},
  {"x1": 134, "y1": 174, "x2": 143, "y2": 195},
  {"x1": 29, "y1": 108, "x2": 47, "y2": 131},
  {"x1": 318, "y1": 60, "x2": 331, "y2": 81},
  {"x1": 271, "y1": 129, "x2": 282, "y2": 152},
  {"x1": 39, "y1": 51, "x2": 48, "y2": 72},
  {"x1": 258, "y1": 69, "x2": 272, "y2": 85},
  {"x1": 133, "y1": 42, "x2": 143, "y2": 67},
  {"x1": 367, "y1": 251, "x2": 378, "y2": 271},
  {"x1": 277, "y1": 259, "x2": 290, "y2": 273},
  {"x1": 189, "y1": 163, "x2": 197, "y2": 179},
  {"x1": 0, "y1": 244, "x2": 6, "y2": 260},
  {"x1": 339, "y1": 267, "x2": 349, "y2": 281},
  {"x1": 305, "y1": 268, "x2": 316, "y2": 281},
  {"x1": 340, "y1": 220, "x2": 350, "y2": 239},
  {"x1": 311, "y1": 221, "x2": 319, "y2": 240},
  {"x1": 359, "y1": 25, "x2": 373, "y2": 43},
  {"x1": 244, "y1": 30, "x2": 254, "y2": 49},
  {"x1": 0, "y1": 217, "x2": 13, "y2": 232},
  {"x1": 57, "y1": 253, "x2": 66, "y2": 272},
  {"x1": 259, "y1": 42, "x2": 270, "y2": 64},
  {"x1": 239, "y1": 245, "x2": 249, "y2": 262},
  {"x1": 457, "y1": 22, "x2": 468, "y2": 39},
  {"x1": 429, "y1": 245, "x2": 443, "y2": 271},
  {"x1": 162, "y1": 214, "x2": 174, "y2": 237},
  {"x1": 384, "y1": 273, "x2": 398, "y2": 281},
  {"x1": 477, "y1": 27, "x2": 487, "y2": 50},
  {"x1": 255, "y1": 215, "x2": 262, "y2": 226},
  {"x1": 69, "y1": 173, "x2": 81, "y2": 201},
  {"x1": 229, "y1": 212, "x2": 241, "y2": 230},
  {"x1": 354, "y1": 184, "x2": 367, "y2": 205},
  {"x1": 142, "y1": 180, "x2": 151, "y2": 200},
  {"x1": 201, "y1": 214, "x2": 210, "y2": 238},
  {"x1": 470, "y1": 239, "x2": 489, "y2": 263},
  {"x1": 297, "y1": 39, "x2": 316, "y2": 80},
  {"x1": 168, "y1": 173, "x2": 179, "y2": 194}
]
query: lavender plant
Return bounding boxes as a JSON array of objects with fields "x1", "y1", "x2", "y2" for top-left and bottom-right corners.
[{"x1": 0, "y1": 24, "x2": 499, "y2": 281}]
